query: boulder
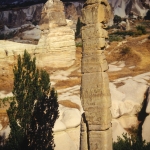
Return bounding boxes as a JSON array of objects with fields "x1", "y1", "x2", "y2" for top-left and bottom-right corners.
[
  {"x1": 20, "y1": 28, "x2": 41, "y2": 41},
  {"x1": 61, "y1": 108, "x2": 81, "y2": 128}
]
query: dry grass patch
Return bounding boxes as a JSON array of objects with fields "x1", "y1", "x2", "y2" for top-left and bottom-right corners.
[
  {"x1": 0, "y1": 112, "x2": 9, "y2": 129},
  {"x1": 55, "y1": 78, "x2": 81, "y2": 89},
  {"x1": 58, "y1": 100, "x2": 80, "y2": 110},
  {"x1": 115, "y1": 82, "x2": 125, "y2": 88}
]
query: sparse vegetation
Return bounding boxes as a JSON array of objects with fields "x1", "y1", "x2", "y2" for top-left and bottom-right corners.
[
  {"x1": 0, "y1": 97, "x2": 13, "y2": 108},
  {"x1": 109, "y1": 30, "x2": 134, "y2": 42},
  {"x1": 76, "y1": 42, "x2": 82, "y2": 47},
  {"x1": 113, "y1": 15, "x2": 122, "y2": 24},
  {"x1": 109, "y1": 35, "x2": 123, "y2": 42},
  {"x1": 120, "y1": 46, "x2": 131, "y2": 56},
  {"x1": 75, "y1": 17, "x2": 81, "y2": 38},
  {"x1": 136, "y1": 25, "x2": 146, "y2": 35},
  {"x1": 144, "y1": 10, "x2": 150, "y2": 20}
]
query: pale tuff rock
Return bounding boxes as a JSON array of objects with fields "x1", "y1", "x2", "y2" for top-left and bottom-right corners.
[
  {"x1": 0, "y1": 0, "x2": 76, "y2": 68},
  {"x1": 80, "y1": 0, "x2": 112, "y2": 149},
  {"x1": 37, "y1": 0, "x2": 76, "y2": 68},
  {"x1": 109, "y1": 72, "x2": 150, "y2": 142}
]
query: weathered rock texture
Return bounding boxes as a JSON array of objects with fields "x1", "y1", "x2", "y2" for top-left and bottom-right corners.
[
  {"x1": 37, "y1": 0, "x2": 76, "y2": 67},
  {"x1": 80, "y1": 0, "x2": 112, "y2": 149},
  {"x1": 0, "y1": 0, "x2": 76, "y2": 69},
  {"x1": 0, "y1": 4, "x2": 43, "y2": 29},
  {"x1": 64, "y1": 2, "x2": 83, "y2": 31}
]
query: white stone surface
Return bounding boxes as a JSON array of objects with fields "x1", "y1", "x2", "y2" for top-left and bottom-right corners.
[
  {"x1": 54, "y1": 131, "x2": 77, "y2": 150},
  {"x1": 53, "y1": 120, "x2": 66, "y2": 132},
  {"x1": 142, "y1": 115, "x2": 150, "y2": 142},
  {"x1": 61, "y1": 108, "x2": 81, "y2": 128},
  {"x1": 118, "y1": 79, "x2": 148, "y2": 104},
  {"x1": 112, "y1": 119, "x2": 128, "y2": 142}
]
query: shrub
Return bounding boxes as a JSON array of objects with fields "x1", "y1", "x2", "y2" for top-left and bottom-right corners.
[
  {"x1": 113, "y1": 15, "x2": 122, "y2": 24},
  {"x1": 76, "y1": 42, "x2": 82, "y2": 47},
  {"x1": 120, "y1": 46, "x2": 131, "y2": 55},
  {"x1": 144, "y1": 10, "x2": 150, "y2": 20},
  {"x1": 136, "y1": 25, "x2": 146, "y2": 34},
  {"x1": 109, "y1": 35, "x2": 123, "y2": 42},
  {"x1": 113, "y1": 133, "x2": 150, "y2": 150}
]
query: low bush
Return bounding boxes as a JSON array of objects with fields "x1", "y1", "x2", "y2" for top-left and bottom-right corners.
[
  {"x1": 120, "y1": 46, "x2": 131, "y2": 55},
  {"x1": 113, "y1": 133, "x2": 150, "y2": 150},
  {"x1": 109, "y1": 30, "x2": 134, "y2": 42},
  {"x1": 136, "y1": 25, "x2": 146, "y2": 34},
  {"x1": 109, "y1": 35, "x2": 123, "y2": 42},
  {"x1": 76, "y1": 42, "x2": 82, "y2": 47}
]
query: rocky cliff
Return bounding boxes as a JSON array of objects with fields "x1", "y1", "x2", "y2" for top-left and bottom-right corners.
[{"x1": 108, "y1": 0, "x2": 150, "y2": 18}]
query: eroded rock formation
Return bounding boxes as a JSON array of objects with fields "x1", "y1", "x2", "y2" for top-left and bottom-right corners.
[
  {"x1": 36, "y1": 0, "x2": 76, "y2": 68},
  {"x1": 0, "y1": 0, "x2": 76, "y2": 71},
  {"x1": 80, "y1": 0, "x2": 112, "y2": 149}
]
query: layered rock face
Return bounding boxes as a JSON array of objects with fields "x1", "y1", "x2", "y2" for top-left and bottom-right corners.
[
  {"x1": 80, "y1": 0, "x2": 112, "y2": 149},
  {"x1": 0, "y1": 0, "x2": 76, "y2": 69},
  {"x1": 37, "y1": 0, "x2": 76, "y2": 68}
]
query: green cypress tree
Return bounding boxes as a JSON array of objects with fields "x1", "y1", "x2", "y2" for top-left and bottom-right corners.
[
  {"x1": 75, "y1": 17, "x2": 81, "y2": 37},
  {"x1": 28, "y1": 71, "x2": 59, "y2": 150},
  {"x1": 6, "y1": 50, "x2": 59, "y2": 150}
]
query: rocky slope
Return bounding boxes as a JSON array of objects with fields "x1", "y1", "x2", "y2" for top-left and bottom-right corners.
[{"x1": 108, "y1": 0, "x2": 150, "y2": 18}]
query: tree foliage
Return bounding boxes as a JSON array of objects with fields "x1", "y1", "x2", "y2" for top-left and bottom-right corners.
[
  {"x1": 113, "y1": 15, "x2": 122, "y2": 24},
  {"x1": 144, "y1": 10, "x2": 150, "y2": 20},
  {"x1": 75, "y1": 17, "x2": 81, "y2": 37},
  {"x1": 136, "y1": 25, "x2": 146, "y2": 34},
  {"x1": 5, "y1": 50, "x2": 59, "y2": 150}
]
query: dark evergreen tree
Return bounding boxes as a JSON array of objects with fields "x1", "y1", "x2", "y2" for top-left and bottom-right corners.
[
  {"x1": 75, "y1": 17, "x2": 81, "y2": 37},
  {"x1": 113, "y1": 15, "x2": 122, "y2": 24},
  {"x1": 6, "y1": 50, "x2": 59, "y2": 150},
  {"x1": 144, "y1": 10, "x2": 150, "y2": 20},
  {"x1": 27, "y1": 70, "x2": 59, "y2": 150}
]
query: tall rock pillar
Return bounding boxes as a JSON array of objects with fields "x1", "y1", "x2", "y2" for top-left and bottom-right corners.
[{"x1": 80, "y1": 0, "x2": 112, "y2": 150}]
